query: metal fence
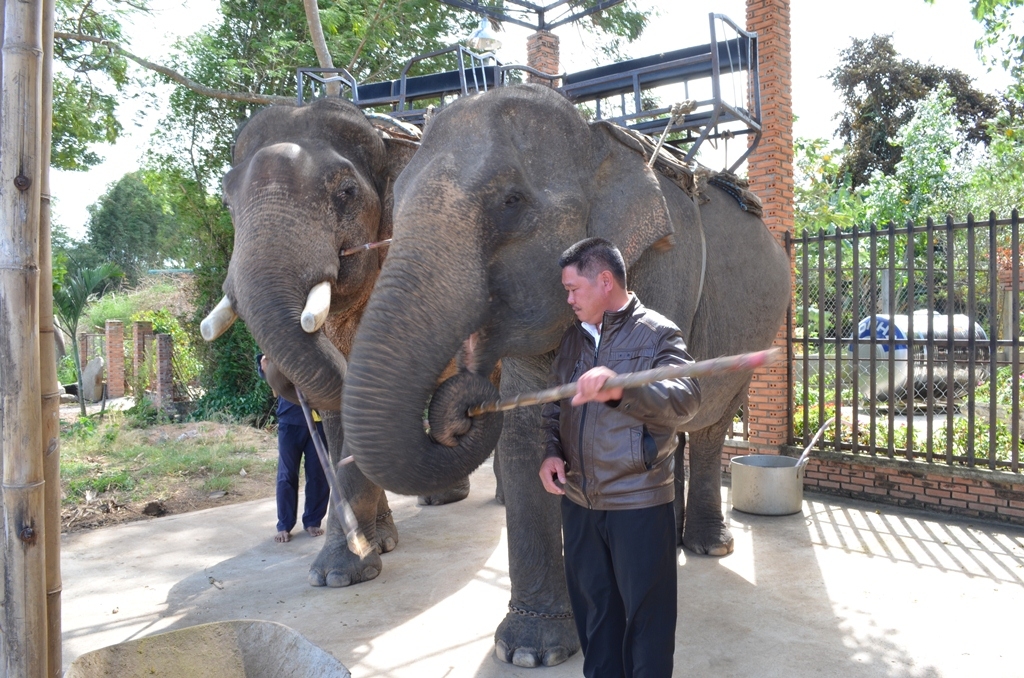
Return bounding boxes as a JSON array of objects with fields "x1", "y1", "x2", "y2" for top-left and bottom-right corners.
[{"x1": 792, "y1": 213, "x2": 1022, "y2": 473}]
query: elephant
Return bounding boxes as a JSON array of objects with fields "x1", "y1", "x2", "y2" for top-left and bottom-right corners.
[
  {"x1": 201, "y1": 96, "x2": 470, "y2": 588},
  {"x1": 336, "y1": 83, "x2": 792, "y2": 666}
]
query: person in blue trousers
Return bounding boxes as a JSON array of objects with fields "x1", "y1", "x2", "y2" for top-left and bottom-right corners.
[{"x1": 257, "y1": 354, "x2": 330, "y2": 543}]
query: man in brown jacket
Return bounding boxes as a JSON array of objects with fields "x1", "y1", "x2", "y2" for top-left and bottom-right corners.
[{"x1": 539, "y1": 237, "x2": 701, "y2": 678}]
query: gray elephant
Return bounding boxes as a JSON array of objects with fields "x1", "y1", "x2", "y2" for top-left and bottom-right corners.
[
  {"x1": 336, "y1": 84, "x2": 791, "y2": 666},
  {"x1": 201, "y1": 97, "x2": 467, "y2": 587}
]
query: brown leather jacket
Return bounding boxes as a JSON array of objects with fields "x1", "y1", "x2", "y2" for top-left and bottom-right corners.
[{"x1": 543, "y1": 294, "x2": 701, "y2": 510}]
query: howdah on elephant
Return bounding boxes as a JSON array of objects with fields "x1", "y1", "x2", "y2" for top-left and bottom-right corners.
[
  {"x1": 336, "y1": 84, "x2": 792, "y2": 666},
  {"x1": 201, "y1": 97, "x2": 468, "y2": 586}
]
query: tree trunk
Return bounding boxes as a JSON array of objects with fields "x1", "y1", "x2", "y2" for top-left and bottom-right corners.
[
  {"x1": 0, "y1": 0, "x2": 48, "y2": 676},
  {"x1": 39, "y1": 1, "x2": 62, "y2": 674},
  {"x1": 303, "y1": 0, "x2": 340, "y2": 96}
]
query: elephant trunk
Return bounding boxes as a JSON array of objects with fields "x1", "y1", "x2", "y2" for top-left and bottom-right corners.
[
  {"x1": 342, "y1": 239, "x2": 502, "y2": 495},
  {"x1": 225, "y1": 225, "x2": 347, "y2": 412}
]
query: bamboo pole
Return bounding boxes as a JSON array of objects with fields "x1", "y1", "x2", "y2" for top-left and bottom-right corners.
[
  {"x1": 0, "y1": 0, "x2": 48, "y2": 673},
  {"x1": 39, "y1": 1, "x2": 62, "y2": 674}
]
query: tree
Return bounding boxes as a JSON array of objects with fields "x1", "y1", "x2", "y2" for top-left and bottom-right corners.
[
  {"x1": 53, "y1": 261, "x2": 123, "y2": 416},
  {"x1": 930, "y1": 0, "x2": 1024, "y2": 99},
  {"x1": 860, "y1": 84, "x2": 969, "y2": 227},
  {"x1": 51, "y1": 0, "x2": 142, "y2": 170},
  {"x1": 85, "y1": 171, "x2": 177, "y2": 284},
  {"x1": 830, "y1": 34, "x2": 1000, "y2": 188}
]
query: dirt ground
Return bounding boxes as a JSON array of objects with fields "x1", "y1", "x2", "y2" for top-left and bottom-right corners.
[{"x1": 58, "y1": 400, "x2": 280, "y2": 533}]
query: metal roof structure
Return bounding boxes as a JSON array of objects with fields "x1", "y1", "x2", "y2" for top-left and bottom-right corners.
[{"x1": 433, "y1": 0, "x2": 627, "y2": 32}]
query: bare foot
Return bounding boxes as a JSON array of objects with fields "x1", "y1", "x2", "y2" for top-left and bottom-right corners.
[
  {"x1": 275, "y1": 530, "x2": 292, "y2": 543},
  {"x1": 306, "y1": 526, "x2": 324, "y2": 538}
]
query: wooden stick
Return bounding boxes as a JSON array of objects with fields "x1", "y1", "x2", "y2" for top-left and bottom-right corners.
[
  {"x1": 468, "y1": 348, "x2": 781, "y2": 417},
  {"x1": 341, "y1": 238, "x2": 391, "y2": 257},
  {"x1": 295, "y1": 390, "x2": 372, "y2": 558}
]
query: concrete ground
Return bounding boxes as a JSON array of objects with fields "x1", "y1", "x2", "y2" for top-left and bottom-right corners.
[{"x1": 62, "y1": 457, "x2": 1024, "y2": 677}]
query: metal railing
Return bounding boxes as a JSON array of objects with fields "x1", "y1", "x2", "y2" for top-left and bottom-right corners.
[{"x1": 792, "y1": 212, "x2": 1022, "y2": 473}]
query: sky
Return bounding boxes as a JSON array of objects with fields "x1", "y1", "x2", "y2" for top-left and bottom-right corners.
[{"x1": 50, "y1": 0, "x2": 1016, "y2": 239}]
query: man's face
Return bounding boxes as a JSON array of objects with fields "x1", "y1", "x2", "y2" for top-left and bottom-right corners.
[{"x1": 562, "y1": 264, "x2": 607, "y2": 325}]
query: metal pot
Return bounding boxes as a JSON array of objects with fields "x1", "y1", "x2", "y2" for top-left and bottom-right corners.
[{"x1": 730, "y1": 455, "x2": 805, "y2": 516}]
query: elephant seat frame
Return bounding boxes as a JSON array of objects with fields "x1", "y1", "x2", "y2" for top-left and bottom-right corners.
[{"x1": 295, "y1": 12, "x2": 760, "y2": 171}]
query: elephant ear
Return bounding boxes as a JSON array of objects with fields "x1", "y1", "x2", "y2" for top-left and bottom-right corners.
[
  {"x1": 587, "y1": 121, "x2": 675, "y2": 268},
  {"x1": 377, "y1": 137, "x2": 420, "y2": 253}
]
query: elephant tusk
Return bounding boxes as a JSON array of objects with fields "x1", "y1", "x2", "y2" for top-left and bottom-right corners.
[
  {"x1": 301, "y1": 282, "x2": 332, "y2": 333},
  {"x1": 200, "y1": 295, "x2": 238, "y2": 342}
]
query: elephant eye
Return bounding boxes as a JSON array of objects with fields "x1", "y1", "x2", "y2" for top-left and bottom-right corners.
[
  {"x1": 503, "y1": 193, "x2": 523, "y2": 209},
  {"x1": 332, "y1": 185, "x2": 358, "y2": 213}
]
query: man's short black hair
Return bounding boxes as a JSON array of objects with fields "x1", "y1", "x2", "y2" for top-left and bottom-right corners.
[{"x1": 558, "y1": 237, "x2": 627, "y2": 288}]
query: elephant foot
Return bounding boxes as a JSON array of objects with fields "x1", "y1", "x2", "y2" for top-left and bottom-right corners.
[
  {"x1": 494, "y1": 609, "x2": 580, "y2": 668},
  {"x1": 417, "y1": 476, "x2": 471, "y2": 506},
  {"x1": 375, "y1": 509, "x2": 398, "y2": 553},
  {"x1": 308, "y1": 536, "x2": 383, "y2": 588},
  {"x1": 682, "y1": 521, "x2": 734, "y2": 557}
]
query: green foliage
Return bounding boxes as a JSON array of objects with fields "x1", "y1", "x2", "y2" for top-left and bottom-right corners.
[
  {"x1": 85, "y1": 172, "x2": 180, "y2": 284},
  {"x1": 860, "y1": 84, "x2": 967, "y2": 227},
  {"x1": 52, "y1": 0, "x2": 145, "y2": 170},
  {"x1": 58, "y1": 413, "x2": 277, "y2": 506},
  {"x1": 794, "y1": 137, "x2": 865, "y2": 236},
  {"x1": 830, "y1": 34, "x2": 1000, "y2": 188},
  {"x1": 54, "y1": 259, "x2": 123, "y2": 416},
  {"x1": 133, "y1": 308, "x2": 203, "y2": 398}
]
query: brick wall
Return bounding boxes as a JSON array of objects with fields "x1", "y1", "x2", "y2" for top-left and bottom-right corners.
[
  {"x1": 803, "y1": 453, "x2": 1024, "y2": 525},
  {"x1": 154, "y1": 333, "x2": 174, "y2": 413},
  {"x1": 105, "y1": 320, "x2": 125, "y2": 398},
  {"x1": 744, "y1": 0, "x2": 793, "y2": 450},
  {"x1": 526, "y1": 30, "x2": 560, "y2": 86},
  {"x1": 132, "y1": 320, "x2": 153, "y2": 393},
  {"x1": 721, "y1": 442, "x2": 1024, "y2": 526}
]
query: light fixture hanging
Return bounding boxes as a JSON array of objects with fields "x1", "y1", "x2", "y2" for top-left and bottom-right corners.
[{"x1": 466, "y1": 16, "x2": 501, "y2": 52}]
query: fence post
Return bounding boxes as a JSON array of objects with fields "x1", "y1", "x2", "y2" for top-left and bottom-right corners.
[
  {"x1": 154, "y1": 333, "x2": 174, "y2": 414},
  {"x1": 105, "y1": 320, "x2": 124, "y2": 398},
  {"x1": 745, "y1": 0, "x2": 793, "y2": 452}
]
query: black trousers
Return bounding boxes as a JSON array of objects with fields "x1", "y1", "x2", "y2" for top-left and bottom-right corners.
[
  {"x1": 276, "y1": 422, "x2": 329, "y2": 533},
  {"x1": 561, "y1": 497, "x2": 677, "y2": 678}
]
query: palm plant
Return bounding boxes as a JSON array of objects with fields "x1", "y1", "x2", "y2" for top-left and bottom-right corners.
[{"x1": 53, "y1": 260, "x2": 123, "y2": 416}]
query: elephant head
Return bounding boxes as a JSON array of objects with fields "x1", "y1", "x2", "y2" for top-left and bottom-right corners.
[
  {"x1": 203, "y1": 97, "x2": 417, "y2": 411},
  {"x1": 342, "y1": 84, "x2": 678, "y2": 495}
]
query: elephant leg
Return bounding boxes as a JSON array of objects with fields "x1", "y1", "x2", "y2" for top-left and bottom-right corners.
[
  {"x1": 376, "y1": 489, "x2": 398, "y2": 553},
  {"x1": 309, "y1": 411, "x2": 386, "y2": 587},
  {"x1": 493, "y1": 355, "x2": 579, "y2": 668},
  {"x1": 681, "y1": 393, "x2": 743, "y2": 557},
  {"x1": 417, "y1": 476, "x2": 471, "y2": 506}
]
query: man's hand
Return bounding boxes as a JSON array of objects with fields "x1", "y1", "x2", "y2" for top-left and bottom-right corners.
[
  {"x1": 539, "y1": 457, "x2": 567, "y2": 495},
  {"x1": 572, "y1": 366, "x2": 623, "y2": 406}
]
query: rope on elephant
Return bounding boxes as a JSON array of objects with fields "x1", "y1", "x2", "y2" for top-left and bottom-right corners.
[
  {"x1": 646, "y1": 100, "x2": 697, "y2": 170},
  {"x1": 296, "y1": 389, "x2": 373, "y2": 558},
  {"x1": 467, "y1": 348, "x2": 781, "y2": 417}
]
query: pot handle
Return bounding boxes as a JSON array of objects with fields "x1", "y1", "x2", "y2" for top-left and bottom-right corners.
[{"x1": 796, "y1": 421, "x2": 832, "y2": 471}]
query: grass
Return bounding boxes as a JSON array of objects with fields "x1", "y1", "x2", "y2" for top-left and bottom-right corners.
[{"x1": 60, "y1": 411, "x2": 278, "y2": 506}]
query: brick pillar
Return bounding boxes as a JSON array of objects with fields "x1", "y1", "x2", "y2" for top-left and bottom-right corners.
[
  {"x1": 132, "y1": 321, "x2": 153, "y2": 392},
  {"x1": 526, "y1": 30, "x2": 560, "y2": 86},
  {"x1": 745, "y1": 0, "x2": 793, "y2": 450},
  {"x1": 154, "y1": 333, "x2": 174, "y2": 413},
  {"x1": 78, "y1": 333, "x2": 88, "y2": 369},
  {"x1": 105, "y1": 320, "x2": 125, "y2": 398}
]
